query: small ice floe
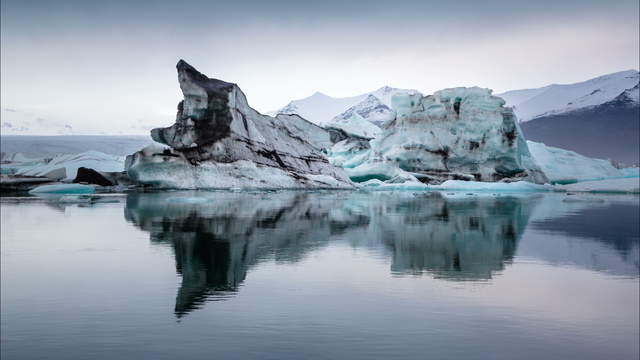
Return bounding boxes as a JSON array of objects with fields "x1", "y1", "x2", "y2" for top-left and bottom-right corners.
[{"x1": 29, "y1": 183, "x2": 96, "y2": 194}]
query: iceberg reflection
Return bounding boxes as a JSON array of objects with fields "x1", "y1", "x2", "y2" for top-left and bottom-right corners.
[
  {"x1": 378, "y1": 194, "x2": 533, "y2": 280},
  {"x1": 124, "y1": 191, "x2": 541, "y2": 317}
]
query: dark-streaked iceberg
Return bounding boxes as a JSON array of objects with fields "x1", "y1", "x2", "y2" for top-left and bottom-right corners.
[
  {"x1": 126, "y1": 60, "x2": 352, "y2": 189},
  {"x1": 338, "y1": 87, "x2": 549, "y2": 185}
]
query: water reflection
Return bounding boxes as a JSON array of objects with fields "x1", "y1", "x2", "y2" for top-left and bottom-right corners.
[
  {"x1": 526, "y1": 196, "x2": 640, "y2": 274},
  {"x1": 379, "y1": 194, "x2": 533, "y2": 280},
  {"x1": 532, "y1": 202, "x2": 639, "y2": 256},
  {"x1": 125, "y1": 192, "x2": 337, "y2": 316},
  {"x1": 124, "y1": 191, "x2": 540, "y2": 317}
]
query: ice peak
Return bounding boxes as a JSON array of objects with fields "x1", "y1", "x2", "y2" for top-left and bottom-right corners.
[{"x1": 176, "y1": 59, "x2": 207, "y2": 80}]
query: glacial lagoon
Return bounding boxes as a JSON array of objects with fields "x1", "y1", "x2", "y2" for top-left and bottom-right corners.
[{"x1": 1, "y1": 191, "x2": 638, "y2": 359}]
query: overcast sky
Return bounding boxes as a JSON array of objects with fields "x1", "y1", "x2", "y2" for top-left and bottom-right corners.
[{"x1": 1, "y1": 0, "x2": 638, "y2": 135}]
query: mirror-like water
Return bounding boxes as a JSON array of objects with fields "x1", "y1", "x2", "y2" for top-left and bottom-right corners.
[{"x1": 2, "y1": 191, "x2": 638, "y2": 359}]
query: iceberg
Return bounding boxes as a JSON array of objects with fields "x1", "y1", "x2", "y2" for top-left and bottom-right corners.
[
  {"x1": 344, "y1": 87, "x2": 548, "y2": 185},
  {"x1": 15, "y1": 151, "x2": 125, "y2": 180},
  {"x1": 527, "y1": 141, "x2": 623, "y2": 184},
  {"x1": 126, "y1": 60, "x2": 352, "y2": 189}
]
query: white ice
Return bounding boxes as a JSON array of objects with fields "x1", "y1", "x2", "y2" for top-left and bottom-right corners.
[
  {"x1": 527, "y1": 141, "x2": 623, "y2": 183},
  {"x1": 15, "y1": 151, "x2": 125, "y2": 180}
]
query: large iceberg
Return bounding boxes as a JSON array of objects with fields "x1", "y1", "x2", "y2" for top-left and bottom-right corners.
[
  {"x1": 126, "y1": 60, "x2": 352, "y2": 189},
  {"x1": 340, "y1": 87, "x2": 548, "y2": 185}
]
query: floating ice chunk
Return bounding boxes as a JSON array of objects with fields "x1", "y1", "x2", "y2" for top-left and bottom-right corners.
[
  {"x1": 16, "y1": 151, "x2": 124, "y2": 180},
  {"x1": 555, "y1": 178, "x2": 640, "y2": 193},
  {"x1": 29, "y1": 183, "x2": 96, "y2": 194},
  {"x1": 527, "y1": 141, "x2": 623, "y2": 184},
  {"x1": 429, "y1": 180, "x2": 553, "y2": 192},
  {"x1": 359, "y1": 179, "x2": 429, "y2": 191}
]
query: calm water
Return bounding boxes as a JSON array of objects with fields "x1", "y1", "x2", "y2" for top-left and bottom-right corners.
[{"x1": 1, "y1": 191, "x2": 639, "y2": 360}]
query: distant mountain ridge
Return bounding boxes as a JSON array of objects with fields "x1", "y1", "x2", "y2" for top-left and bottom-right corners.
[
  {"x1": 269, "y1": 86, "x2": 420, "y2": 128},
  {"x1": 497, "y1": 69, "x2": 639, "y2": 121},
  {"x1": 520, "y1": 91, "x2": 639, "y2": 165},
  {"x1": 509, "y1": 69, "x2": 639, "y2": 165},
  {"x1": 272, "y1": 70, "x2": 639, "y2": 164}
]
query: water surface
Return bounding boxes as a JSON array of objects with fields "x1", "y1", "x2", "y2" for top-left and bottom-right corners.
[{"x1": 2, "y1": 191, "x2": 638, "y2": 359}]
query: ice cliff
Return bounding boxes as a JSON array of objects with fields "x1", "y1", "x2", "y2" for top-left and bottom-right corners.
[
  {"x1": 126, "y1": 60, "x2": 352, "y2": 189},
  {"x1": 337, "y1": 87, "x2": 548, "y2": 184}
]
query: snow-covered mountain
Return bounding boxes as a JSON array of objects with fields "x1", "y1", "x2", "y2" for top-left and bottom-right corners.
[
  {"x1": 323, "y1": 95, "x2": 396, "y2": 138},
  {"x1": 497, "y1": 70, "x2": 639, "y2": 121},
  {"x1": 332, "y1": 94, "x2": 395, "y2": 127},
  {"x1": 269, "y1": 86, "x2": 419, "y2": 127},
  {"x1": 501, "y1": 70, "x2": 640, "y2": 165}
]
